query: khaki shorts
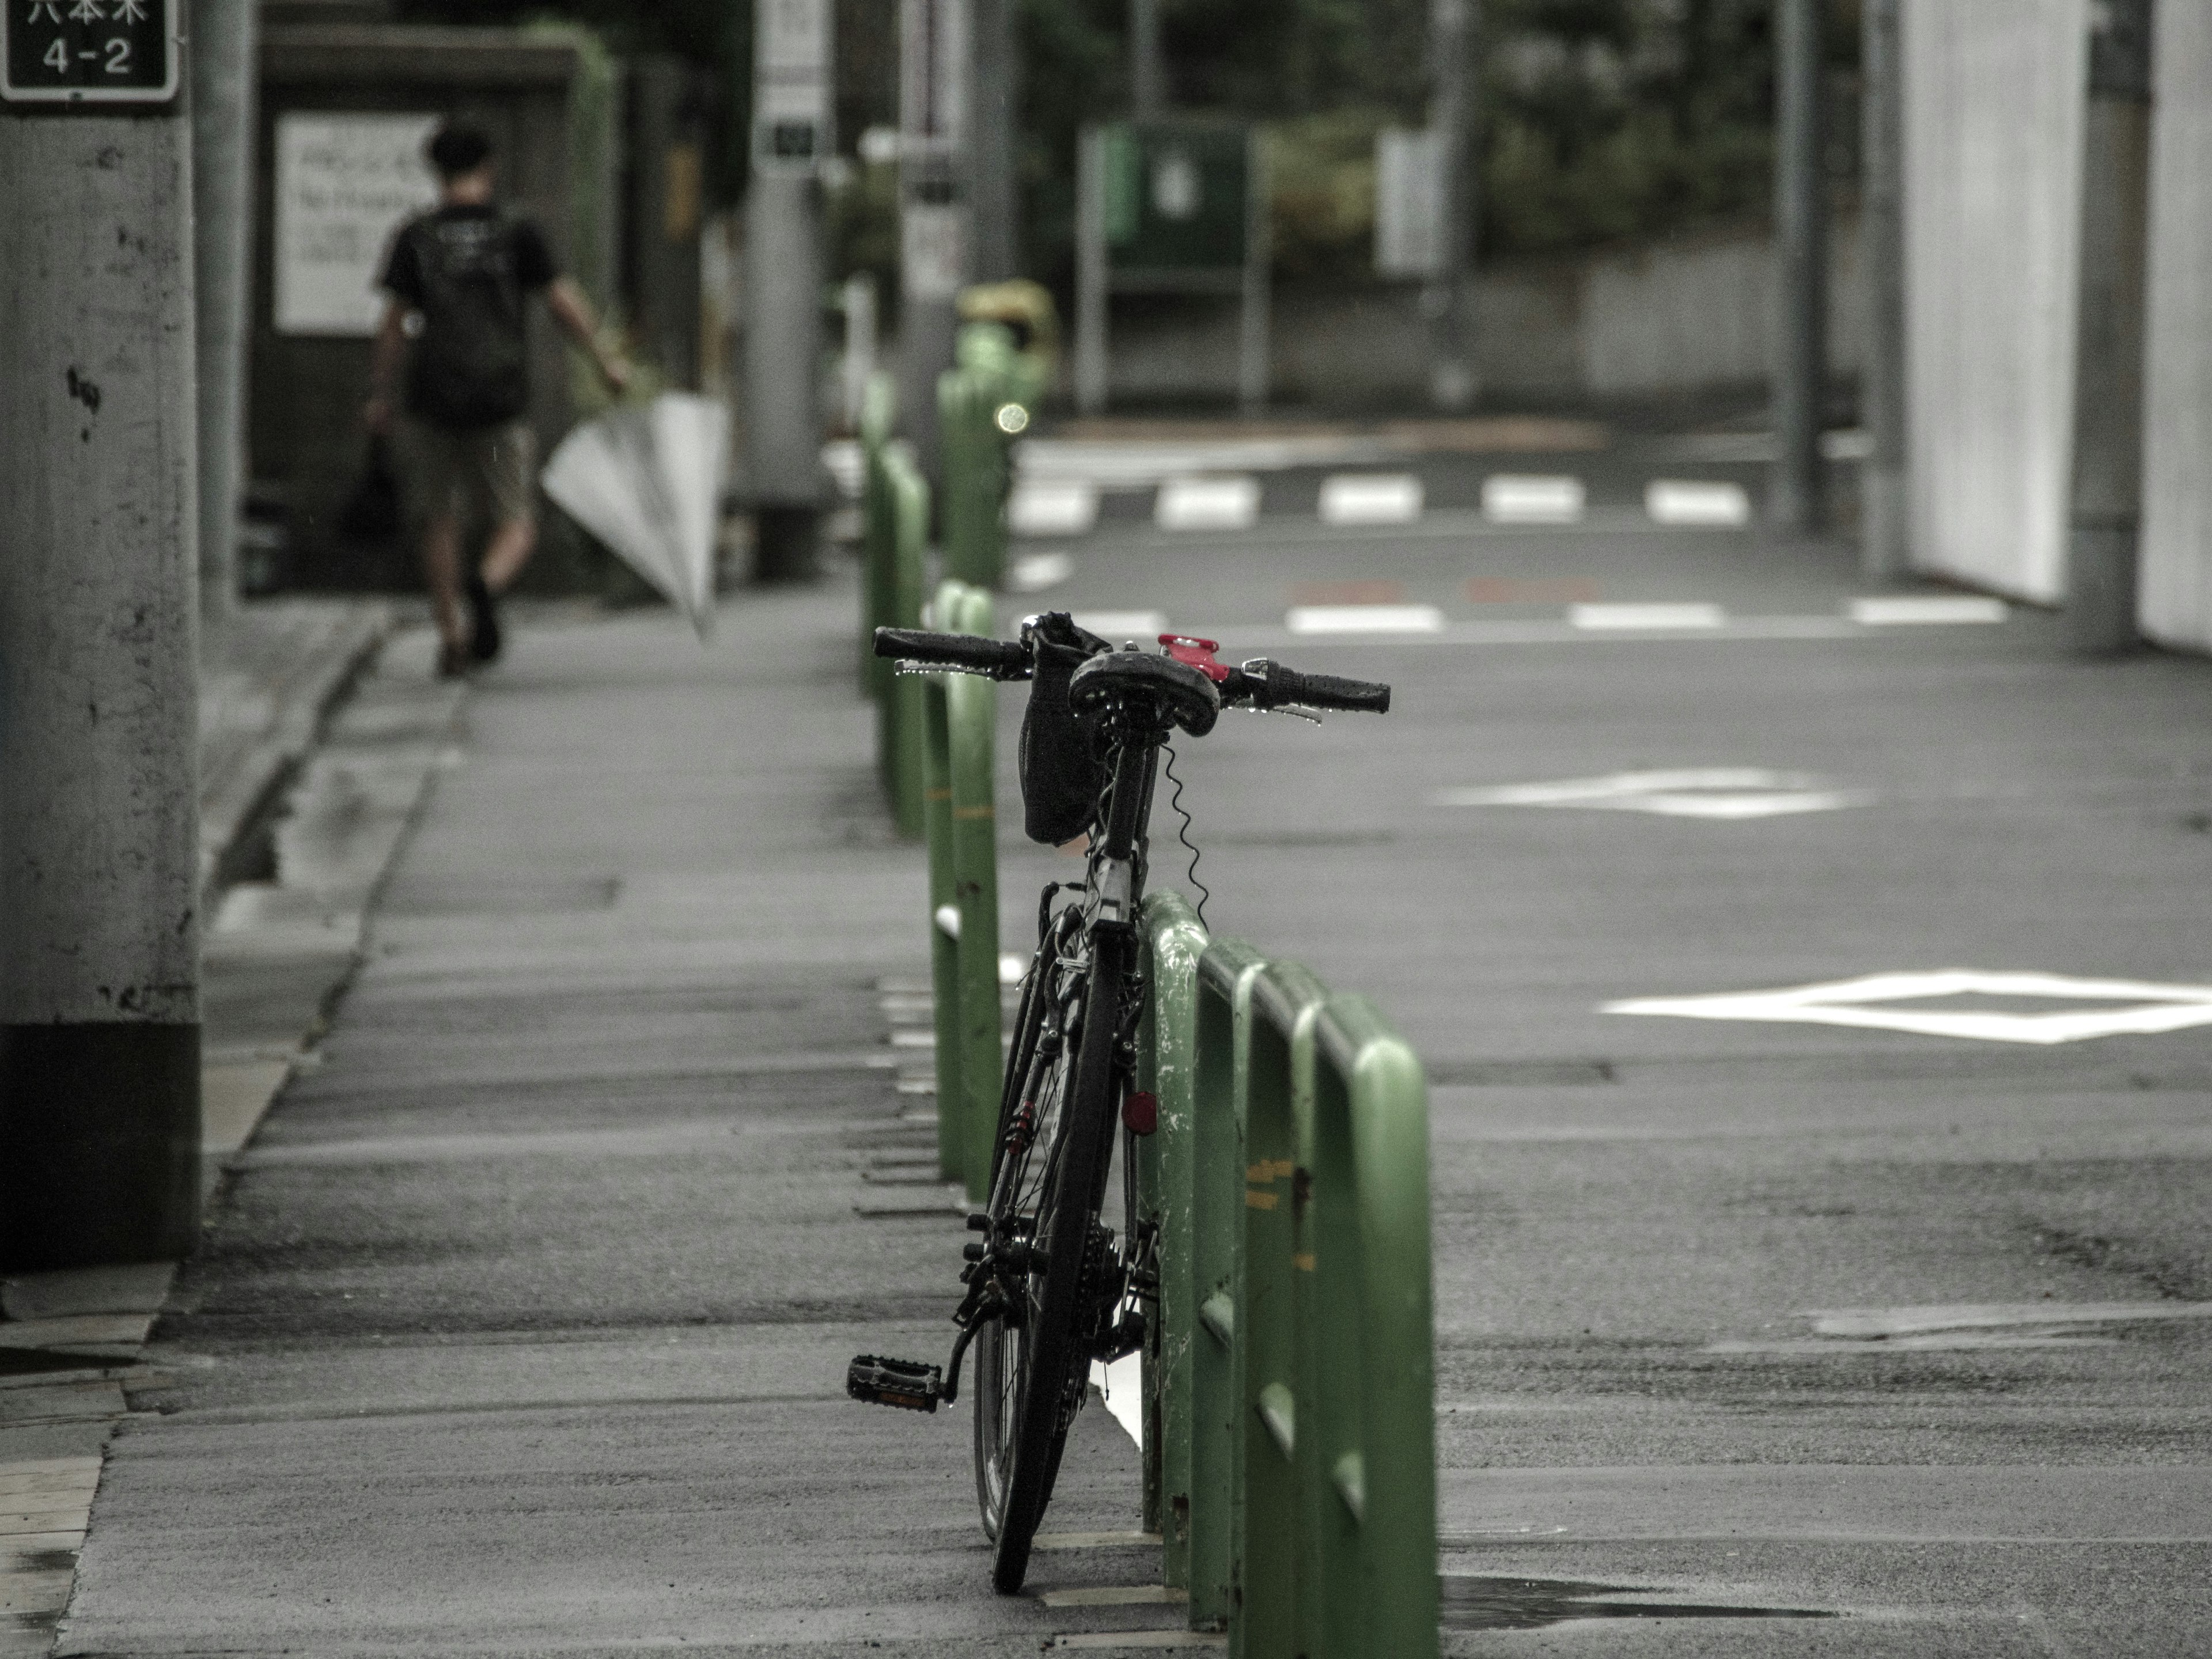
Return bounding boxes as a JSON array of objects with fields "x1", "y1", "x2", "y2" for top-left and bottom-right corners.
[{"x1": 395, "y1": 416, "x2": 536, "y2": 532}]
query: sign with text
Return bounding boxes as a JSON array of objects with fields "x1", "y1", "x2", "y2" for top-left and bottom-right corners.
[
  {"x1": 274, "y1": 112, "x2": 440, "y2": 336},
  {"x1": 2, "y1": 0, "x2": 177, "y2": 105}
]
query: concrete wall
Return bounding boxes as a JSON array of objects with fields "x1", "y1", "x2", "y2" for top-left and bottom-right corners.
[
  {"x1": 2139, "y1": 3, "x2": 2212, "y2": 653},
  {"x1": 1902, "y1": 0, "x2": 2086, "y2": 605},
  {"x1": 1098, "y1": 214, "x2": 1863, "y2": 411}
]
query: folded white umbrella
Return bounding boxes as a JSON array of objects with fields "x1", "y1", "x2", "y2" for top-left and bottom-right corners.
[{"x1": 541, "y1": 392, "x2": 728, "y2": 638}]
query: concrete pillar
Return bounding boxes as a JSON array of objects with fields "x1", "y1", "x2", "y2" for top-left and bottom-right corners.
[
  {"x1": 191, "y1": 0, "x2": 257, "y2": 635},
  {"x1": 1770, "y1": 0, "x2": 1828, "y2": 535},
  {"x1": 1426, "y1": 0, "x2": 1476, "y2": 412},
  {"x1": 970, "y1": 0, "x2": 1019, "y2": 283},
  {"x1": 0, "y1": 20, "x2": 204, "y2": 1269},
  {"x1": 899, "y1": 0, "x2": 971, "y2": 486},
  {"x1": 2065, "y1": 0, "x2": 2156, "y2": 655},
  {"x1": 745, "y1": 0, "x2": 833, "y2": 581},
  {"x1": 1859, "y1": 0, "x2": 1909, "y2": 581}
]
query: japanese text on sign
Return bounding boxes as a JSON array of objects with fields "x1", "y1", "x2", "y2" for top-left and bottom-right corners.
[{"x1": 2, "y1": 0, "x2": 176, "y2": 103}]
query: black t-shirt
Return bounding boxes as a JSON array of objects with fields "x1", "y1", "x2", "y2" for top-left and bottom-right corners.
[{"x1": 381, "y1": 204, "x2": 560, "y2": 428}]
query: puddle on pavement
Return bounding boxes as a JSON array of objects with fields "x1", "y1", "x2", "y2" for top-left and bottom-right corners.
[{"x1": 1440, "y1": 1575, "x2": 1836, "y2": 1631}]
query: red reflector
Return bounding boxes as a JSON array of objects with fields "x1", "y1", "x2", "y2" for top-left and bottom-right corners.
[{"x1": 1122, "y1": 1090, "x2": 1158, "y2": 1135}]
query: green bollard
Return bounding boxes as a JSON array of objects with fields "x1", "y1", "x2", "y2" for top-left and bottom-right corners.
[
  {"x1": 1137, "y1": 892, "x2": 1211, "y2": 1570},
  {"x1": 881, "y1": 449, "x2": 929, "y2": 839},
  {"x1": 860, "y1": 372, "x2": 897, "y2": 700},
  {"x1": 1230, "y1": 962, "x2": 1331, "y2": 1659},
  {"x1": 920, "y1": 578, "x2": 1000, "y2": 1201},
  {"x1": 1187, "y1": 939, "x2": 1267, "y2": 1631}
]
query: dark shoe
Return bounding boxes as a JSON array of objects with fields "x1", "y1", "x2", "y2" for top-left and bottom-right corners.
[
  {"x1": 466, "y1": 572, "x2": 503, "y2": 663},
  {"x1": 436, "y1": 639, "x2": 472, "y2": 680}
]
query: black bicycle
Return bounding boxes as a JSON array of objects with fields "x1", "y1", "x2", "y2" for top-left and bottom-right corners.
[{"x1": 847, "y1": 612, "x2": 1391, "y2": 1592}]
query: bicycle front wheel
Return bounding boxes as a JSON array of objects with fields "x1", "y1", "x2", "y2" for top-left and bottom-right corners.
[{"x1": 976, "y1": 931, "x2": 1127, "y2": 1593}]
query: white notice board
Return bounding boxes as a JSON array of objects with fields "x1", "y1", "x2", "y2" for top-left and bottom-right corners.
[{"x1": 274, "y1": 112, "x2": 441, "y2": 336}]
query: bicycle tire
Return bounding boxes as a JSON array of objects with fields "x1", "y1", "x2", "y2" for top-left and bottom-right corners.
[{"x1": 988, "y1": 931, "x2": 1127, "y2": 1593}]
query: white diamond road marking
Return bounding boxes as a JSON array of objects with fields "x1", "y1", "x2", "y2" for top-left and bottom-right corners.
[
  {"x1": 1286, "y1": 603, "x2": 1445, "y2": 635},
  {"x1": 1318, "y1": 472, "x2": 1423, "y2": 525},
  {"x1": 1482, "y1": 474, "x2": 1585, "y2": 524},
  {"x1": 1437, "y1": 768, "x2": 1860, "y2": 819},
  {"x1": 1570, "y1": 602, "x2": 1727, "y2": 630},
  {"x1": 1606, "y1": 969, "x2": 2212, "y2": 1045},
  {"x1": 1156, "y1": 474, "x2": 1260, "y2": 531},
  {"x1": 1009, "y1": 479, "x2": 1100, "y2": 536},
  {"x1": 1008, "y1": 551, "x2": 1073, "y2": 592},
  {"x1": 1072, "y1": 610, "x2": 1168, "y2": 642},
  {"x1": 1849, "y1": 594, "x2": 2009, "y2": 626},
  {"x1": 1646, "y1": 478, "x2": 1751, "y2": 527}
]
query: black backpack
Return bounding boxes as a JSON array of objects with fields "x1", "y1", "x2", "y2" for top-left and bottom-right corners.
[{"x1": 402, "y1": 212, "x2": 531, "y2": 429}]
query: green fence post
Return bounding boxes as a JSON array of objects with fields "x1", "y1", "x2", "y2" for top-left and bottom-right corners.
[
  {"x1": 942, "y1": 581, "x2": 1001, "y2": 1203},
  {"x1": 1229, "y1": 961, "x2": 1330, "y2": 1659},
  {"x1": 1138, "y1": 892, "x2": 1210, "y2": 1556},
  {"x1": 922, "y1": 655, "x2": 963, "y2": 1186},
  {"x1": 860, "y1": 372, "x2": 897, "y2": 699},
  {"x1": 1185, "y1": 938, "x2": 1266, "y2": 1630},
  {"x1": 882, "y1": 451, "x2": 929, "y2": 839},
  {"x1": 1310, "y1": 996, "x2": 1437, "y2": 1659}
]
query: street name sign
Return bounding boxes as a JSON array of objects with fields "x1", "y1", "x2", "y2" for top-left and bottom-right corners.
[{"x1": 2, "y1": 0, "x2": 177, "y2": 105}]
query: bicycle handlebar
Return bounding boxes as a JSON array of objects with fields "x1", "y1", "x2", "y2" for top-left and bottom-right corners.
[
  {"x1": 1229, "y1": 660, "x2": 1392, "y2": 715},
  {"x1": 873, "y1": 627, "x2": 1033, "y2": 680}
]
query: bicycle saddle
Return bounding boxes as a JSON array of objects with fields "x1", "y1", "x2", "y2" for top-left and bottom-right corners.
[{"x1": 1067, "y1": 647, "x2": 1221, "y2": 737}]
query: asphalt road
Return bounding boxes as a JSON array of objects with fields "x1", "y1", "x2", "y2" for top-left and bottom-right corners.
[{"x1": 60, "y1": 448, "x2": 2212, "y2": 1654}]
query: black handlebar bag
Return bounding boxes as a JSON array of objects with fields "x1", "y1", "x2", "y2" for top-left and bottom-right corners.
[{"x1": 1019, "y1": 634, "x2": 1108, "y2": 846}]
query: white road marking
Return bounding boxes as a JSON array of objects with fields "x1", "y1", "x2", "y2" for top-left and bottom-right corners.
[
  {"x1": 1318, "y1": 472, "x2": 1423, "y2": 525},
  {"x1": 1073, "y1": 611, "x2": 1169, "y2": 642},
  {"x1": 1009, "y1": 479, "x2": 1101, "y2": 537},
  {"x1": 1849, "y1": 594, "x2": 2009, "y2": 625},
  {"x1": 1483, "y1": 474, "x2": 1585, "y2": 524},
  {"x1": 1808, "y1": 1301, "x2": 2212, "y2": 1338},
  {"x1": 1606, "y1": 969, "x2": 2212, "y2": 1044},
  {"x1": 1009, "y1": 551, "x2": 1074, "y2": 591},
  {"x1": 1155, "y1": 475, "x2": 1260, "y2": 531},
  {"x1": 1090, "y1": 1351, "x2": 1144, "y2": 1449},
  {"x1": 1049, "y1": 1635, "x2": 1224, "y2": 1651},
  {"x1": 1039, "y1": 1585, "x2": 1187, "y2": 1608},
  {"x1": 1645, "y1": 479, "x2": 1751, "y2": 527},
  {"x1": 1438, "y1": 768, "x2": 1861, "y2": 819},
  {"x1": 1286, "y1": 603, "x2": 1445, "y2": 635},
  {"x1": 1570, "y1": 602, "x2": 1727, "y2": 630},
  {"x1": 1032, "y1": 1530, "x2": 1164, "y2": 1551}
]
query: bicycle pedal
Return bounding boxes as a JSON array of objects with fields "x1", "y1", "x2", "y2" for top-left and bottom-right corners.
[{"x1": 847, "y1": 1354, "x2": 944, "y2": 1413}]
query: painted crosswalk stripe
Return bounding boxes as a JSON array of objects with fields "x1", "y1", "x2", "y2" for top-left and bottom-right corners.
[
  {"x1": 1570, "y1": 602, "x2": 1726, "y2": 630},
  {"x1": 1156, "y1": 475, "x2": 1260, "y2": 531},
  {"x1": 1074, "y1": 610, "x2": 1169, "y2": 642},
  {"x1": 1009, "y1": 551, "x2": 1073, "y2": 592},
  {"x1": 1482, "y1": 474, "x2": 1585, "y2": 524},
  {"x1": 1286, "y1": 604, "x2": 1446, "y2": 635},
  {"x1": 1318, "y1": 472, "x2": 1423, "y2": 525},
  {"x1": 1849, "y1": 594, "x2": 2008, "y2": 625},
  {"x1": 1009, "y1": 478, "x2": 1100, "y2": 536},
  {"x1": 1646, "y1": 478, "x2": 1751, "y2": 527}
]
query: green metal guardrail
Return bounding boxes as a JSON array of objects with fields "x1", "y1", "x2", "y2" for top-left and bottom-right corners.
[
  {"x1": 1139, "y1": 892, "x2": 1438, "y2": 1658},
  {"x1": 938, "y1": 323, "x2": 1029, "y2": 591},
  {"x1": 859, "y1": 371, "x2": 898, "y2": 700},
  {"x1": 921, "y1": 579, "x2": 1001, "y2": 1198},
  {"x1": 867, "y1": 425, "x2": 929, "y2": 840}
]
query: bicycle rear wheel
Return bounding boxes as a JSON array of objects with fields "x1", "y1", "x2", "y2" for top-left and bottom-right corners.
[{"x1": 976, "y1": 931, "x2": 1127, "y2": 1593}]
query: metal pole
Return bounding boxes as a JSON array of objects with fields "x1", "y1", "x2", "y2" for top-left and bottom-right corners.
[
  {"x1": 1, "y1": 4, "x2": 204, "y2": 1269},
  {"x1": 1131, "y1": 0, "x2": 1163, "y2": 118},
  {"x1": 1858, "y1": 0, "x2": 1908, "y2": 581},
  {"x1": 1770, "y1": 0, "x2": 1827, "y2": 535},
  {"x1": 2066, "y1": 0, "x2": 2156, "y2": 655},
  {"x1": 1427, "y1": 0, "x2": 1476, "y2": 411},
  {"x1": 1075, "y1": 126, "x2": 1109, "y2": 414},
  {"x1": 1238, "y1": 128, "x2": 1270, "y2": 415},
  {"x1": 971, "y1": 0, "x2": 1018, "y2": 282},
  {"x1": 899, "y1": 0, "x2": 971, "y2": 488},
  {"x1": 191, "y1": 0, "x2": 257, "y2": 636},
  {"x1": 745, "y1": 0, "x2": 834, "y2": 581}
]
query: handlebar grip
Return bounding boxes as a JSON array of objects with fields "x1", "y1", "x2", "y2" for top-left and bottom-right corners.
[
  {"x1": 873, "y1": 627, "x2": 1031, "y2": 679},
  {"x1": 1253, "y1": 662, "x2": 1392, "y2": 714}
]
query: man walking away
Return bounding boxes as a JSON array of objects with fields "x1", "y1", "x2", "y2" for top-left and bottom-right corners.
[{"x1": 365, "y1": 123, "x2": 628, "y2": 677}]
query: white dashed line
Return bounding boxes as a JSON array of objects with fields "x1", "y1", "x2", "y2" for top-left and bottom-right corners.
[
  {"x1": 1482, "y1": 474, "x2": 1586, "y2": 524},
  {"x1": 1009, "y1": 479, "x2": 1100, "y2": 536},
  {"x1": 1286, "y1": 604, "x2": 1446, "y2": 635},
  {"x1": 1073, "y1": 610, "x2": 1169, "y2": 642},
  {"x1": 1318, "y1": 472, "x2": 1423, "y2": 525},
  {"x1": 1849, "y1": 594, "x2": 2008, "y2": 625},
  {"x1": 1008, "y1": 551, "x2": 1073, "y2": 592},
  {"x1": 1570, "y1": 602, "x2": 1726, "y2": 630},
  {"x1": 1645, "y1": 478, "x2": 1751, "y2": 527},
  {"x1": 1155, "y1": 475, "x2": 1260, "y2": 531}
]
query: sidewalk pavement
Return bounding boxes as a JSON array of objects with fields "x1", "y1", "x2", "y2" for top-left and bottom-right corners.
[{"x1": 16, "y1": 585, "x2": 1173, "y2": 1657}]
